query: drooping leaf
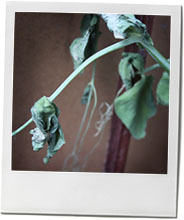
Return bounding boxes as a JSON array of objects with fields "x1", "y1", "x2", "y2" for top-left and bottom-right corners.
[
  {"x1": 156, "y1": 71, "x2": 169, "y2": 106},
  {"x1": 43, "y1": 116, "x2": 65, "y2": 164},
  {"x1": 80, "y1": 14, "x2": 98, "y2": 35},
  {"x1": 70, "y1": 33, "x2": 89, "y2": 70},
  {"x1": 101, "y1": 14, "x2": 153, "y2": 45},
  {"x1": 30, "y1": 96, "x2": 65, "y2": 163},
  {"x1": 114, "y1": 75, "x2": 156, "y2": 139},
  {"x1": 119, "y1": 52, "x2": 144, "y2": 90},
  {"x1": 70, "y1": 14, "x2": 100, "y2": 71},
  {"x1": 81, "y1": 83, "x2": 92, "y2": 104}
]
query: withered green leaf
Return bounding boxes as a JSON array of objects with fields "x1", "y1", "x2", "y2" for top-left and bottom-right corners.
[
  {"x1": 70, "y1": 14, "x2": 100, "y2": 71},
  {"x1": 119, "y1": 52, "x2": 144, "y2": 90},
  {"x1": 101, "y1": 14, "x2": 153, "y2": 45},
  {"x1": 114, "y1": 75, "x2": 156, "y2": 139},
  {"x1": 156, "y1": 71, "x2": 169, "y2": 106},
  {"x1": 30, "y1": 96, "x2": 65, "y2": 164}
]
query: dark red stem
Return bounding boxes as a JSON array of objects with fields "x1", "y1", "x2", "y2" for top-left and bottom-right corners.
[{"x1": 104, "y1": 15, "x2": 154, "y2": 173}]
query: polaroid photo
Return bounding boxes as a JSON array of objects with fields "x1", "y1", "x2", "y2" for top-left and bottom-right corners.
[{"x1": 1, "y1": 1, "x2": 181, "y2": 217}]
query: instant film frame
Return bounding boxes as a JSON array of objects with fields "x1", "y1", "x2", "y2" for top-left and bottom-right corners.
[{"x1": 1, "y1": 1, "x2": 181, "y2": 217}]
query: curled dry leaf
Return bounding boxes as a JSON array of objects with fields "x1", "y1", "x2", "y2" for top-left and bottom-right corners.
[
  {"x1": 30, "y1": 96, "x2": 65, "y2": 164},
  {"x1": 70, "y1": 14, "x2": 100, "y2": 71},
  {"x1": 119, "y1": 52, "x2": 144, "y2": 90},
  {"x1": 101, "y1": 14, "x2": 153, "y2": 45}
]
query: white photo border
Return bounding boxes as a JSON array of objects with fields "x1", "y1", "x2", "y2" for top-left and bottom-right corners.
[{"x1": 1, "y1": 1, "x2": 181, "y2": 217}]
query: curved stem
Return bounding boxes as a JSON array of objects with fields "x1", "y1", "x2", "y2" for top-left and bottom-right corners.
[
  {"x1": 12, "y1": 36, "x2": 138, "y2": 136},
  {"x1": 12, "y1": 118, "x2": 33, "y2": 136},
  {"x1": 12, "y1": 36, "x2": 170, "y2": 137},
  {"x1": 48, "y1": 37, "x2": 139, "y2": 101},
  {"x1": 143, "y1": 58, "x2": 170, "y2": 74},
  {"x1": 76, "y1": 65, "x2": 98, "y2": 155},
  {"x1": 62, "y1": 88, "x2": 92, "y2": 170},
  {"x1": 71, "y1": 66, "x2": 98, "y2": 170},
  {"x1": 77, "y1": 85, "x2": 97, "y2": 155},
  {"x1": 140, "y1": 41, "x2": 170, "y2": 72},
  {"x1": 72, "y1": 86, "x2": 93, "y2": 155},
  {"x1": 63, "y1": 62, "x2": 96, "y2": 170}
]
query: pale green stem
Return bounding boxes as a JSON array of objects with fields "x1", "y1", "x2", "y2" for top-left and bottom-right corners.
[
  {"x1": 12, "y1": 37, "x2": 138, "y2": 136},
  {"x1": 143, "y1": 58, "x2": 170, "y2": 74},
  {"x1": 48, "y1": 37, "x2": 139, "y2": 101},
  {"x1": 77, "y1": 85, "x2": 97, "y2": 155},
  {"x1": 12, "y1": 36, "x2": 170, "y2": 137},
  {"x1": 63, "y1": 62, "x2": 96, "y2": 170},
  {"x1": 62, "y1": 87, "x2": 93, "y2": 170},
  {"x1": 12, "y1": 118, "x2": 32, "y2": 136},
  {"x1": 140, "y1": 41, "x2": 170, "y2": 72}
]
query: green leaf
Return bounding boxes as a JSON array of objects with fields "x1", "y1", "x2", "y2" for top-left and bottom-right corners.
[
  {"x1": 119, "y1": 52, "x2": 144, "y2": 90},
  {"x1": 44, "y1": 116, "x2": 65, "y2": 164},
  {"x1": 101, "y1": 14, "x2": 153, "y2": 45},
  {"x1": 156, "y1": 71, "x2": 169, "y2": 106},
  {"x1": 70, "y1": 14, "x2": 100, "y2": 71},
  {"x1": 30, "y1": 96, "x2": 65, "y2": 163},
  {"x1": 114, "y1": 75, "x2": 156, "y2": 139},
  {"x1": 70, "y1": 32, "x2": 90, "y2": 70},
  {"x1": 80, "y1": 14, "x2": 98, "y2": 35},
  {"x1": 81, "y1": 83, "x2": 92, "y2": 104}
]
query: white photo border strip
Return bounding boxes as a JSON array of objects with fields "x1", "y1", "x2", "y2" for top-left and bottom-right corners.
[{"x1": 1, "y1": 1, "x2": 181, "y2": 217}]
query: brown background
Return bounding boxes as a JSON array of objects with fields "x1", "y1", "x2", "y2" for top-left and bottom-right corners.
[{"x1": 12, "y1": 13, "x2": 170, "y2": 173}]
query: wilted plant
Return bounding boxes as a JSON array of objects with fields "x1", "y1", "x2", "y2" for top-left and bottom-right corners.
[{"x1": 12, "y1": 14, "x2": 169, "y2": 168}]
